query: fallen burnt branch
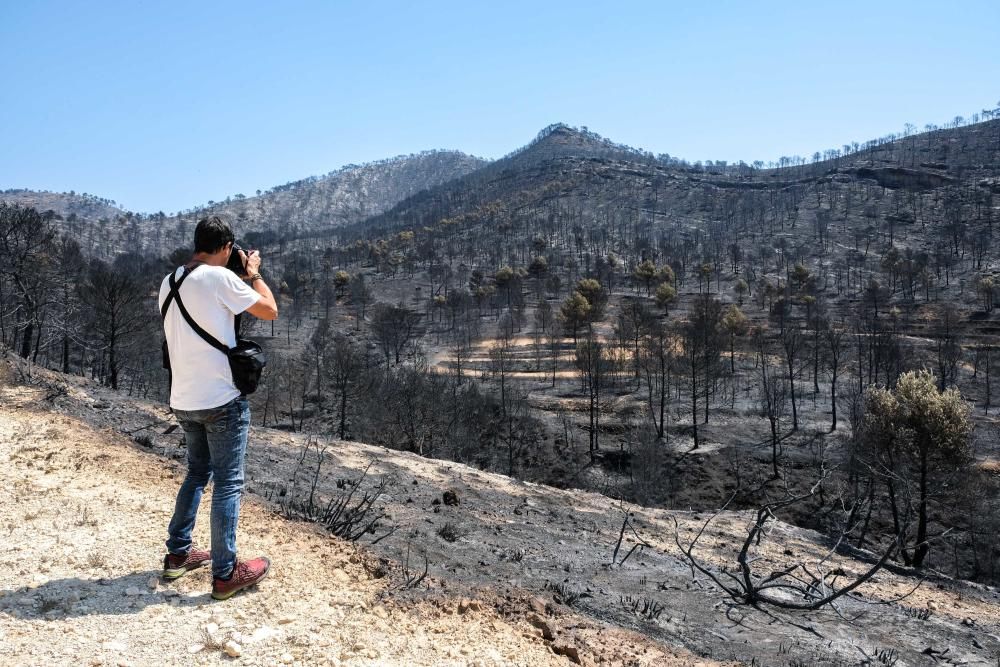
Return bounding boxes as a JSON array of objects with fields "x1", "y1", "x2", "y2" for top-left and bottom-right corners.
[{"x1": 673, "y1": 475, "x2": 912, "y2": 611}]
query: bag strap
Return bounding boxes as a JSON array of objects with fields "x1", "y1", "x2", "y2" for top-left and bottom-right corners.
[
  {"x1": 160, "y1": 264, "x2": 198, "y2": 319},
  {"x1": 162, "y1": 266, "x2": 231, "y2": 354}
]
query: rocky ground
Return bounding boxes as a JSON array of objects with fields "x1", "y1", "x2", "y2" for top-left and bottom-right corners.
[
  {"x1": 1, "y1": 358, "x2": 999, "y2": 666},
  {"x1": 0, "y1": 360, "x2": 717, "y2": 667}
]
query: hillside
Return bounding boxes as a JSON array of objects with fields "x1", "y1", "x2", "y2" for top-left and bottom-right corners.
[
  {"x1": 1, "y1": 150, "x2": 487, "y2": 256},
  {"x1": 168, "y1": 150, "x2": 488, "y2": 242},
  {"x1": 0, "y1": 189, "x2": 127, "y2": 225},
  {"x1": 4, "y1": 116, "x2": 1000, "y2": 628},
  {"x1": 492, "y1": 124, "x2": 658, "y2": 170},
  {"x1": 0, "y1": 360, "x2": 707, "y2": 667},
  {"x1": 2, "y1": 359, "x2": 998, "y2": 666},
  {"x1": 329, "y1": 118, "x2": 1000, "y2": 245}
]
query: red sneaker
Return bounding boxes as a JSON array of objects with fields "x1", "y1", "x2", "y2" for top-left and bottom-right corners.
[
  {"x1": 162, "y1": 548, "x2": 211, "y2": 580},
  {"x1": 211, "y1": 557, "x2": 271, "y2": 601}
]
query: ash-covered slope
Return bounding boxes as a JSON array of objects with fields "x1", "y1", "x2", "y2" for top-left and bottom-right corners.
[
  {"x1": 2, "y1": 150, "x2": 488, "y2": 253},
  {"x1": 174, "y1": 149, "x2": 488, "y2": 241},
  {"x1": 0, "y1": 360, "x2": 703, "y2": 667},
  {"x1": 2, "y1": 359, "x2": 997, "y2": 666},
  {"x1": 329, "y1": 119, "x2": 1000, "y2": 299},
  {"x1": 327, "y1": 123, "x2": 661, "y2": 240},
  {"x1": 0, "y1": 189, "x2": 127, "y2": 224}
]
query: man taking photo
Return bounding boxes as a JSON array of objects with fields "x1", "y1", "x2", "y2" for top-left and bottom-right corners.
[{"x1": 158, "y1": 215, "x2": 278, "y2": 600}]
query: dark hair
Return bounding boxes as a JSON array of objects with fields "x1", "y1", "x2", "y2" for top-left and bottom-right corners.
[{"x1": 194, "y1": 215, "x2": 235, "y2": 254}]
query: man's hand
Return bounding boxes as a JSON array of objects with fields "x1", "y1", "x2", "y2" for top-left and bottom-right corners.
[
  {"x1": 241, "y1": 249, "x2": 278, "y2": 320},
  {"x1": 240, "y1": 249, "x2": 262, "y2": 277}
]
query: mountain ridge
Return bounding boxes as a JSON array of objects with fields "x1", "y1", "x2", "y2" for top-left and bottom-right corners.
[
  {"x1": 6, "y1": 116, "x2": 998, "y2": 247},
  {"x1": 2, "y1": 150, "x2": 488, "y2": 256},
  {"x1": 327, "y1": 117, "x2": 1000, "y2": 245}
]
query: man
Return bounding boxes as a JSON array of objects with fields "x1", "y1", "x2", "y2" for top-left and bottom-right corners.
[{"x1": 158, "y1": 215, "x2": 278, "y2": 601}]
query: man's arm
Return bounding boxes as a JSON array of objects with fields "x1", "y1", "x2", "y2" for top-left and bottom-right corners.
[
  {"x1": 245, "y1": 276, "x2": 278, "y2": 320},
  {"x1": 241, "y1": 250, "x2": 278, "y2": 320}
]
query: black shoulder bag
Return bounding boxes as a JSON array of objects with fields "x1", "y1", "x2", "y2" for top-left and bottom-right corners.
[{"x1": 161, "y1": 265, "x2": 267, "y2": 396}]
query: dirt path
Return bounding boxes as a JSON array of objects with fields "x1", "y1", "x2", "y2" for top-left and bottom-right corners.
[{"x1": 0, "y1": 364, "x2": 713, "y2": 667}]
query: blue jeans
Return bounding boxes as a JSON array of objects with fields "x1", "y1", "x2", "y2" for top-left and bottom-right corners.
[{"x1": 166, "y1": 396, "x2": 250, "y2": 578}]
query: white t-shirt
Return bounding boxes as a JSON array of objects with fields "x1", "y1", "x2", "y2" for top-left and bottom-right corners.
[{"x1": 158, "y1": 265, "x2": 261, "y2": 411}]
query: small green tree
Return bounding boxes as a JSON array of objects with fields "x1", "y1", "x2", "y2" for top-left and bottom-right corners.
[
  {"x1": 657, "y1": 264, "x2": 675, "y2": 287},
  {"x1": 575, "y1": 278, "x2": 607, "y2": 319},
  {"x1": 721, "y1": 304, "x2": 749, "y2": 372},
  {"x1": 528, "y1": 256, "x2": 548, "y2": 279},
  {"x1": 697, "y1": 263, "x2": 713, "y2": 293},
  {"x1": 790, "y1": 263, "x2": 812, "y2": 291},
  {"x1": 860, "y1": 370, "x2": 973, "y2": 568},
  {"x1": 495, "y1": 266, "x2": 515, "y2": 309},
  {"x1": 559, "y1": 291, "x2": 591, "y2": 344},
  {"x1": 734, "y1": 278, "x2": 748, "y2": 306},
  {"x1": 333, "y1": 270, "x2": 351, "y2": 297},
  {"x1": 655, "y1": 282, "x2": 676, "y2": 315},
  {"x1": 633, "y1": 259, "x2": 657, "y2": 294}
]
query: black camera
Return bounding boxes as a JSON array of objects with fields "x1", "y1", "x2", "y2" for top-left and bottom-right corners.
[{"x1": 226, "y1": 243, "x2": 253, "y2": 276}]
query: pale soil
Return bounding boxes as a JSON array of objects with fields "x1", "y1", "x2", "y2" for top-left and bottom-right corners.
[
  {"x1": 0, "y1": 360, "x2": 717, "y2": 667},
  {"x1": 2, "y1": 359, "x2": 1000, "y2": 666}
]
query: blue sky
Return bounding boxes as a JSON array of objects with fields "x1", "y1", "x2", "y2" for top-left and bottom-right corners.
[{"x1": 2, "y1": 1, "x2": 998, "y2": 213}]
